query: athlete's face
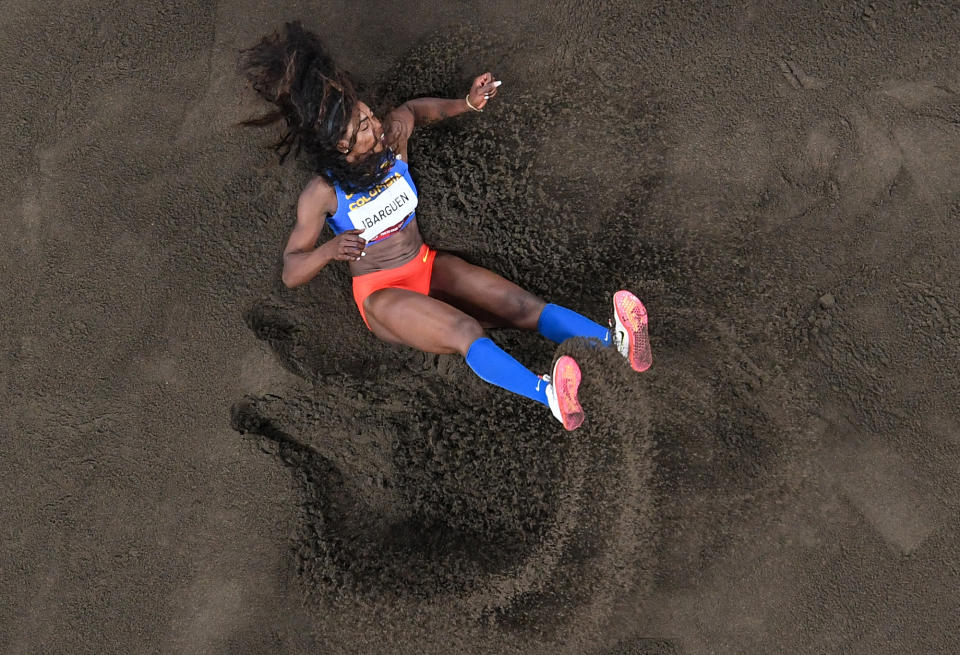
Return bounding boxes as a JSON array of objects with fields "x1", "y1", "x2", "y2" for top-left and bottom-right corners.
[{"x1": 338, "y1": 101, "x2": 384, "y2": 162}]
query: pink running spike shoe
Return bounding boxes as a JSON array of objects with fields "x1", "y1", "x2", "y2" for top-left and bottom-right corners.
[
  {"x1": 612, "y1": 290, "x2": 652, "y2": 372},
  {"x1": 539, "y1": 355, "x2": 584, "y2": 431}
]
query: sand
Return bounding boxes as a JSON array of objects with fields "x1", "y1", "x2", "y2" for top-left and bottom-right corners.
[{"x1": 3, "y1": 1, "x2": 960, "y2": 653}]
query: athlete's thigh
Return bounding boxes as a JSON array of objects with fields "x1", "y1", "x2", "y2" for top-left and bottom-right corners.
[
  {"x1": 364, "y1": 287, "x2": 482, "y2": 355},
  {"x1": 429, "y1": 252, "x2": 545, "y2": 330}
]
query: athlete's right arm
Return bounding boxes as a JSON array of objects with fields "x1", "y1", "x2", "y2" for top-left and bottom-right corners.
[{"x1": 281, "y1": 184, "x2": 366, "y2": 288}]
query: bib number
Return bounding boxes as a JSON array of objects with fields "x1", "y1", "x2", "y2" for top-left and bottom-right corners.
[{"x1": 346, "y1": 176, "x2": 418, "y2": 242}]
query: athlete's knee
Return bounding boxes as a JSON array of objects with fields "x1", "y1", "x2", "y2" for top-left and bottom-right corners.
[
  {"x1": 504, "y1": 291, "x2": 545, "y2": 329},
  {"x1": 451, "y1": 314, "x2": 484, "y2": 354}
]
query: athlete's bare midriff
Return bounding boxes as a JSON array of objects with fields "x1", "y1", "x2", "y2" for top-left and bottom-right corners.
[{"x1": 348, "y1": 216, "x2": 424, "y2": 276}]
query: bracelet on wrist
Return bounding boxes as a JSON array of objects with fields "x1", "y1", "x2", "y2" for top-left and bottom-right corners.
[{"x1": 465, "y1": 93, "x2": 482, "y2": 112}]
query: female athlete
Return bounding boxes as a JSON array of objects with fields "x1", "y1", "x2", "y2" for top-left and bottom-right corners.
[{"x1": 239, "y1": 22, "x2": 651, "y2": 430}]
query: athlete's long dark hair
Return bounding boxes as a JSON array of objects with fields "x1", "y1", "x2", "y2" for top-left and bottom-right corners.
[{"x1": 238, "y1": 21, "x2": 394, "y2": 193}]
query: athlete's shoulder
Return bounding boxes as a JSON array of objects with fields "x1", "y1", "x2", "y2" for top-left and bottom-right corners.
[
  {"x1": 384, "y1": 104, "x2": 414, "y2": 152},
  {"x1": 298, "y1": 175, "x2": 338, "y2": 222}
]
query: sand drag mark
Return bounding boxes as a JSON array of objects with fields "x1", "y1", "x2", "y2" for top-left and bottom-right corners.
[{"x1": 232, "y1": 340, "x2": 655, "y2": 650}]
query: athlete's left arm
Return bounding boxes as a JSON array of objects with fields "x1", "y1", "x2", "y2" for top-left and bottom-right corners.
[{"x1": 386, "y1": 73, "x2": 500, "y2": 136}]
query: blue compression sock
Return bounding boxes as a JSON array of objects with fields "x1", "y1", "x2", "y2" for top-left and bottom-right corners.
[
  {"x1": 464, "y1": 337, "x2": 549, "y2": 407},
  {"x1": 537, "y1": 303, "x2": 611, "y2": 346}
]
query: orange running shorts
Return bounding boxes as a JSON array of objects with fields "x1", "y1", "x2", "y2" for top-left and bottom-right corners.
[{"x1": 352, "y1": 243, "x2": 437, "y2": 330}]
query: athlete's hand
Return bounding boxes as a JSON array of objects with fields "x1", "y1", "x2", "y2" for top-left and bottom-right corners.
[
  {"x1": 467, "y1": 72, "x2": 500, "y2": 111},
  {"x1": 324, "y1": 229, "x2": 366, "y2": 261}
]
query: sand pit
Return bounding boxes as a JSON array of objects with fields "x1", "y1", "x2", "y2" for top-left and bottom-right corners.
[{"x1": 4, "y1": 2, "x2": 960, "y2": 654}]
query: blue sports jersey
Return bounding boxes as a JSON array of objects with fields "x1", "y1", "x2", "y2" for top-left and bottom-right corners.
[{"x1": 327, "y1": 155, "x2": 419, "y2": 245}]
